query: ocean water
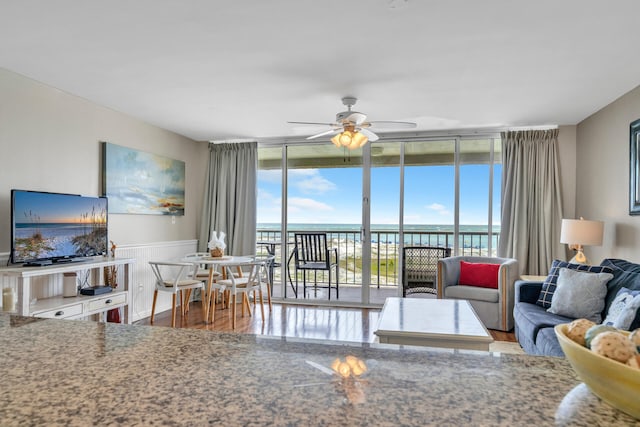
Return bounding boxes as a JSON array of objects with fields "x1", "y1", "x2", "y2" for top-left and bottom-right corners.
[{"x1": 257, "y1": 223, "x2": 500, "y2": 250}]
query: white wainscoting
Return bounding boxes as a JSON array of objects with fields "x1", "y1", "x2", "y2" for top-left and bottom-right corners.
[
  {"x1": 115, "y1": 240, "x2": 198, "y2": 322},
  {"x1": 0, "y1": 240, "x2": 198, "y2": 322}
]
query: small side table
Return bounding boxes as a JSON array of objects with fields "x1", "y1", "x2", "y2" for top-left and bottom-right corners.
[{"x1": 520, "y1": 275, "x2": 547, "y2": 282}]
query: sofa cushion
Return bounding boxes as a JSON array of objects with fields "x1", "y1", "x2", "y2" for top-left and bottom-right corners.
[
  {"x1": 547, "y1": 268, "x2": 612, "y2": 323},
  {"x1": 458, "y1": 261, "x2": 500, "y2": 289},
  {"x1": 536, "y1": 327, "x2": 565, "y2": 357},
  {"x1": 536, "y1": 260, "x2": 613, "y2": 308},
  {"x1": 514, "y1": 301, "x2": 573, "y2": 343},
  {"x1": 444, "y1": 285, "x2": 499, "y2": 303},
  {"x1": 602, "y1": 287, "x2": 640, "y2": 330},
  {"x1": 515, "y1": 280, "x2": 543, "y2": 304}
]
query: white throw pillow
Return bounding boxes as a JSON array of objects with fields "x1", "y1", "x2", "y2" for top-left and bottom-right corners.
[
  {"x1": 603, "y1": 287, "x2": 640, "y2": 330},
  {"x1": 547, "y1": 267, "x2": 613, "y2": 323}
]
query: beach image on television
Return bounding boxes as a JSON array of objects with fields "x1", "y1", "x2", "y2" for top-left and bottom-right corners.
[{"x1": 13, "y1": 191, "x2": 108, "y2": 262}]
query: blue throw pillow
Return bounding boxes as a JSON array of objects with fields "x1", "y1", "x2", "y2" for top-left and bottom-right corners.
[{"x1": 536, "y1": 260, "x2": 614, "y2": 309}]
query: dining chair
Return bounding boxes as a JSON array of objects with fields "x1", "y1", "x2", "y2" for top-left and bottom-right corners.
[
  {"x1": 293, "y1": 233, "x2": 339, "y2": 299},
  {"x1": 253, "y1": 254, "x2": 275, "y2": 312},
  {"x1": 149, "y1": 261, "x2": 207, "y2": 327},
  {"x1": 183, "y1": 252, "x2": 222, "y2": 310},
  {"x1": 212, "y1": 257, "x2": 269, "y2": 329}
]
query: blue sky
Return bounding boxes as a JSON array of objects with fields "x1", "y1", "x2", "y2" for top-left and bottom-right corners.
[
  {"x1": 257, "y1": 163, "x2": 502, "y2": 226},
  {"x1": 14, "y1": 191, "x2": 107, "y2": 224}
]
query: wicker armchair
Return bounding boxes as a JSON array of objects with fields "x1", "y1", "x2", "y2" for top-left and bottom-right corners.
[{"x1": 402, "y1": 246, "x2": 451, "y2": 297}]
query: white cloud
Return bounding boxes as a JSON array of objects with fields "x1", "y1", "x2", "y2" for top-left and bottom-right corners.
[
  {"x1": 427, "y1": 203, "x2": 450, "y2": 216},
  {"x1": 290, "y1": 169, "x2": 336, "y2": 194},
  {"x1": 288, "y1": 197, "x2": 333, "y2": 212}
]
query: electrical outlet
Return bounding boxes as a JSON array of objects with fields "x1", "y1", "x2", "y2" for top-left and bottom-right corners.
[
  {"x1": 171, "y1": 215, "x2": 176, "y2": 224},
  {"x1": 138, "y1": 284, "x2": 144, "y2": 292}
]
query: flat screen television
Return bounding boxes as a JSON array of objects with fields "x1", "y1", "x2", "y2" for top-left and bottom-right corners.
[{"x1": 11, "y1": 190, "x2": 108, "y2": 265}]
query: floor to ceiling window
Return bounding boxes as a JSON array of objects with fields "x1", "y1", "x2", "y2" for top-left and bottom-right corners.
[{"x1": 256, "y1": 134, "x2": 502, "y2": 306}]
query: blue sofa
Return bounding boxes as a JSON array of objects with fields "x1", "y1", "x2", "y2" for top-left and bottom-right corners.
[{"x1": 514, "y1": 258, "x2": 640, "y2": 357}]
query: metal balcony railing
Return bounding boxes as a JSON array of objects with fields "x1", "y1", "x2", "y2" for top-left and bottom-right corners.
[{"x1": 256, "y1": 228, "x2": 500, "y2": 289}]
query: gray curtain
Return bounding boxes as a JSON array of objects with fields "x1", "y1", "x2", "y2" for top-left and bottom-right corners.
[
  {"x1": 198, "y1": 142, "x2": 257, "y2": 256},
  {"x1": 498, "y1": 129, "x2": 564, "y2": 275}
]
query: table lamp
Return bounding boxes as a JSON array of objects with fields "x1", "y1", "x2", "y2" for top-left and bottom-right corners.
[{"x1": 560, "y1": 217, "x2": 604, "y2": 264}]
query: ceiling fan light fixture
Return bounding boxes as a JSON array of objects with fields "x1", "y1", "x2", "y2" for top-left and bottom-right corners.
[
  {"x1": 331, "y1": 129, "x2": 368, "y2": 150},
  {"x1": 353, "y1": 131, "x2": 368, "y2": 148},
  {"x1": 291, "y1": 97, "x2": 415, "y2": 149}
]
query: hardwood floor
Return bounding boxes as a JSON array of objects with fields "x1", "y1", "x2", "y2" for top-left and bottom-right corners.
[{"x1": 134, "y1": 299, "x2": 517, "y2": 343}]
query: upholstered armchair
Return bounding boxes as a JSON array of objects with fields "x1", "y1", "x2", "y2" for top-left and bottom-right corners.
[{"x1": 437, "y1": 256, "x2": 519, "y2": 331}]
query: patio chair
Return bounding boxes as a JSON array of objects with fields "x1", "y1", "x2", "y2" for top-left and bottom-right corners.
[
  {"x1": 293, "y1": 233, "x2": 339, "y2": 299},
  {"x1": 402, "y1": 246, "x2": 451, "y2": 297}
]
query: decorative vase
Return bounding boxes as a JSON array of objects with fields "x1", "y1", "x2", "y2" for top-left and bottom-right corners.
[
  {"x1": 107, "y1": 307, "x2": 121, "y2": 323},
  {"x1": 210, "y1": 248, "x2": 224, "y2": 258}
]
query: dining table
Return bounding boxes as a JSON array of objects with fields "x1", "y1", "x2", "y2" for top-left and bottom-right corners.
[
  {"x1": 256, "y1": 240, "x2": 297, "y2": 297},
  {"x1": 181, "y1": 254, "x2": 253, "y2": 322}
]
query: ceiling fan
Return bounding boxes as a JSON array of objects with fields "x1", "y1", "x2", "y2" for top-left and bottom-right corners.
[{"x1": 288, "y1": 97, "x2": 416, "y2": 150}]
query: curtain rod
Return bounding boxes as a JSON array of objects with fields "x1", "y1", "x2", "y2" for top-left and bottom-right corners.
[{"x1": 208, "y1": 139, "x2": 257, "y2": 144}]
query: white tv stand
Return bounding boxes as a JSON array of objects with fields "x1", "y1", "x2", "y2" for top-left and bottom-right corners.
[{"x1": 0, "y1": 257, "x2": 134, "y2": 324}]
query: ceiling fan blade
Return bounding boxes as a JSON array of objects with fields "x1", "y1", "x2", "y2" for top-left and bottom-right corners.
[
  {"x1": 359, "y1": 128, "x2": 379, "y2": 142},
  {"x1": 344, "y1": 112, "x2": 367, "y2": 125},
  {"x1": 307, "y1": 129, "x2": 341, "y2": 140},
  {"x1": 288, "y1": 121, "x2": 337, "y2": 127},
  {"x1": 368, "y1": 120, "x2": 417, "y2": 129}
]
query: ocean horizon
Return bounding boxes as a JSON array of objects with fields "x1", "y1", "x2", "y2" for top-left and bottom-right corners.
[
  {"x1": 257, "y1": 223, "x2": 500, "y2": 232},
  {"x1": 257, "y1": 223, "x2": 500, "y2": 250}
]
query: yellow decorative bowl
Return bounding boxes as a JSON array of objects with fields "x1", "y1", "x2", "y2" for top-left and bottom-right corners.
[{"x1": 555, "y1": 323, "x2": 640, "y2": 419}]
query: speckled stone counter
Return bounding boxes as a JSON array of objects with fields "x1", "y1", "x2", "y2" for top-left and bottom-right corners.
[{"x1": 0, "y1": 314, "x2": 638, "y2": 426}]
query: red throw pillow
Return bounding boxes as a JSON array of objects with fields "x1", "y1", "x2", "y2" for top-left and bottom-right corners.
[{"x1": 458, "y1": 261, "x2": 500, "y2": 289}]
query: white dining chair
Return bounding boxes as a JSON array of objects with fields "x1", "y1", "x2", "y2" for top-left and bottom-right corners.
[
  {"x1": 213, "y1": 257, "x2": 269, "y2": 329},
  {"x1": 149, "y1": 261, "x2": 207, "y2": 328},
  {"x1": 183, "y1": 252, "x2": 222, "y2": 311}
]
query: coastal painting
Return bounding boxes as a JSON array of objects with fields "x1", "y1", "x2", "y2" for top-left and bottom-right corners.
[{"x1": 102, "y1": 142, "x2": 185, "y2": 215}]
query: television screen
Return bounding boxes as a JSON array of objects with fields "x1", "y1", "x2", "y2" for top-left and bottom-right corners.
[{"x1": 11, "y1": 190, "x2": 108, "y2": 265}]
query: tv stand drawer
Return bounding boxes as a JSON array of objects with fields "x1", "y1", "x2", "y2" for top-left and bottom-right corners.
[
  {"x1": 33, "y1": 303, "x2": 83, "y2": 319},
  {"x1": 87, "y1": 292, "x2": 127, "y2": 312}
]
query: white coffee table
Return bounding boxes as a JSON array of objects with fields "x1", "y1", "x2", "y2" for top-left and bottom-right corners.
[{"x1": 374, "y1": 297, "x2": 494, "y2": 350}]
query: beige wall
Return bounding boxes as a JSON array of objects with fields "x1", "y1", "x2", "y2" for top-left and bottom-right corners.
[
  {"x1": 0, "y1": 68, "x2": 208, "y2": 255},
  {"x1": 576, "y1": 84, "x2": 640, "y2": 264},
  {"x1": 558, "y1": 125, "x2": 577, "y2": 221}
]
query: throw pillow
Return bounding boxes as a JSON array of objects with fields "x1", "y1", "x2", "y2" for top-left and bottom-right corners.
[
  {"x1": 536, "y1": 259, "x2": 614, "y2": 309},
  {"x1": 547, "y1": 267, "x2": 613, "y2": 323},
  {"x1": 458, "y1": 261, "x2": 500, "y2": 289},
  {"x1": 602, "y1": 287, "x2": 640, "y2": 330}
]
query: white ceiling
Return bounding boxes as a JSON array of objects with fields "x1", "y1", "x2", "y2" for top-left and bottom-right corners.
[{"x1": 1, "y1": 0, "x2": 640, "y2": 142}]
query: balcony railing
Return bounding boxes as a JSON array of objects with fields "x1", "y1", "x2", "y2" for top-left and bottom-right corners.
[{"x1": 256, "y1": 228, "x2": 500, "y2": 289}]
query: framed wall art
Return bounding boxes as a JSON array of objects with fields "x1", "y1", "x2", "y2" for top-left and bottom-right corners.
[{"x1": 102, "y1": 142, "x2": 185, "y2": 215}]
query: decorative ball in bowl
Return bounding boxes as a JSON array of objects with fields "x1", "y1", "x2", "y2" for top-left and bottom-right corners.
[{"x1": 554, "y1": 323, "x2": 640, "y2": 419}]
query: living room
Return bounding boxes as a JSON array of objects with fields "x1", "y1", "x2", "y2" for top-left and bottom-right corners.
[{"x1": 1, "y1": 1, "x2": 639, "y2": 425}]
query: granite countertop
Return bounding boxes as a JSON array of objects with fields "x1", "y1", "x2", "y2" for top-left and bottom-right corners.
[{"x1": 0, "y1": 314, "x2": 637, "y2": 426}]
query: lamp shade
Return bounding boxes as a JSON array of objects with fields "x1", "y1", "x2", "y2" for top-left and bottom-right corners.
[{"x1": 560, "y1": 218, "x2": 604, "y2": 246}]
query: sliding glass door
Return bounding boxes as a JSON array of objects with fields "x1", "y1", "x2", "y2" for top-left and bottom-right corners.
[{"x1": 257, "y1": 135, "x2": 502, "y2": 306}]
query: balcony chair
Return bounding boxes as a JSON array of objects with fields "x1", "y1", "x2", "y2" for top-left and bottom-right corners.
[
  {"x1": 402, "y1": 246, "x2": 451, "y2": 297},
  {"x1": 149, "y1": 261, "x2": 207, "y2": 328},
  {"x1": 293, "y1": 233, "x2": 339, "y2": 299},
  {"x1": 436, "y1": 256, "x2": 519, "y2": 331}
]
